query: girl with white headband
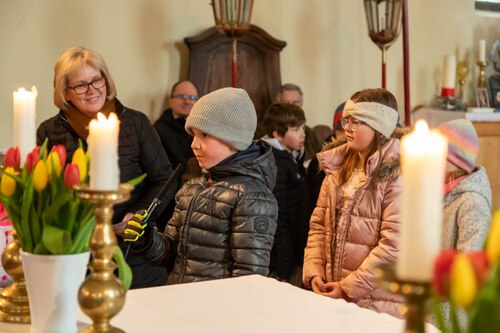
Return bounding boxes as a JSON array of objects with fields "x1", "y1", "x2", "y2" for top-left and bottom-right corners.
[{"x1": 303, "y1": 88, "x2": 404, "y2": 318}]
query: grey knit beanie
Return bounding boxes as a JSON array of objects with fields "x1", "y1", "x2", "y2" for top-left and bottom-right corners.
[{"x1": 185, "y1": 87, "x2": 257, "y2": 150}]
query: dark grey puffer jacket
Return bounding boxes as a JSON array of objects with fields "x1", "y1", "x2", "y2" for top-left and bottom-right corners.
[{"x1": 132, "y1": 140, "x2": 279, "y2": 284}]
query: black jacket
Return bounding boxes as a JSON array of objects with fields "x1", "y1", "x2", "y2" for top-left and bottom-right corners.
[
  {"x1": 131, "y1": 141, "x2": 279, "y2": 284},
  {"x1": 153, "y1": 108, "x2": 194, "y2": 174},
  {"x1": 266, "y1": 144, "x2": 311, "y2": 280},
  {"x1": 36, "y1": 99, "x2": 176, "y2": 288}
]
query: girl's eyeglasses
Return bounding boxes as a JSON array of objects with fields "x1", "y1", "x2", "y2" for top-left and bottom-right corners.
[{"x1": 340, "y1": 117, "x2": 366, "y2": 132}]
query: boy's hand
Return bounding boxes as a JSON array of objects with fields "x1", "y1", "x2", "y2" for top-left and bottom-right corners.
[{"x1": 123, "y1": 209, "x2": 148, "y2": 242}]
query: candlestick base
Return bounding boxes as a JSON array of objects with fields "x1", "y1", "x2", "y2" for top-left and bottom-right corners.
[
  {"x1": 429, "y1": 95, "x2": 466, "y2": 111},
  {"x1": 0, "y1": 230, "x2": 30, "y2": 324},
  {"x1": 375, "y1": 263, "x2": 430, "y2": 333},
  {"x1": 75, "y1": 184, "x2": 132, "y2": 333}
]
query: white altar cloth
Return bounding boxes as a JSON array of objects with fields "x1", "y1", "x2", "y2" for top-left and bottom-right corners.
[{"x1": 0, "y1": 275, "x2": 439, "y2": 333}]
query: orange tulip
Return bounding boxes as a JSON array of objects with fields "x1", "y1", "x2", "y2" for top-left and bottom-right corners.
[
  {"x1": 0, "y1": 167, "x2": 16, "y2": 197},
  {"x1": 33, "y1": 160, "x2": 48, "y2": 192}
]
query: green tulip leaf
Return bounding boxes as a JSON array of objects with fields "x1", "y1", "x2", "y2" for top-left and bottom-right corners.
[
  {"x1": 113, "y1": 247, "x2": 133, "y2": 291},
  {"x1": 42, "y1": 225, "x2": 72, "y2": 255},
  {"x1": 126, "y1": 173, "x2": 147, "y2": 186}
]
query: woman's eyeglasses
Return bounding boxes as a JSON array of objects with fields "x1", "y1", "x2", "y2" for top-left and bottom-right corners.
[
  {"x1": 173, "y1": 94, "x2": 198, "y2": 102},
  {"x1": 68, "y1": 77, "x2": 106, "y2": 95},
  {"x1": 340, "y1": 117, "x2": 366, "y2": 132}
]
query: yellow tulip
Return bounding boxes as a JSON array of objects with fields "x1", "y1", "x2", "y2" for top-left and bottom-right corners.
[
  {"x1": 486, "y1": 210, "x2": 500, "y2": 264},
  {"x1": 33, "y1": 160, "x2": 48, "y2": 192},
  {"x1": 450, "y1": 254, "x2": 477, "y2": 308},
  {"x1": 46, "y1": 152, "x2": 62, "y2": 177},
  {"x1": 71, "y1": 148, "x2": 87, "y2": 181},
  {"x1": 1, "y1": 167, "x2": 16, "y2": 197}
]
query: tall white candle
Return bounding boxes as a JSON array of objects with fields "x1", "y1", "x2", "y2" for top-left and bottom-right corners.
[
  {"x1": 88, "y1": 112, "x2": 120, "y2": 190},
  {"x1": 478, "y1": 39, "x2": 486, "y2": 62},
  {"x1": 13, "y1": 86, "x2": 37, "y2": 164},
  {"x1": 441, "y1": 55, "x2": 456, "y2": 96},
  {"x1": 397, "y1": 120, "x2": 448, "y2": 282}
]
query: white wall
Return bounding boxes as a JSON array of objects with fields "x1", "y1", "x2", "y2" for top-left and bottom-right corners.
[{"x1": 0, "y1": 0, "x2": 498, "y2": 149}]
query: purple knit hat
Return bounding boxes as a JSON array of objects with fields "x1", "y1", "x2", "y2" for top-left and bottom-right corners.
[{"x1": 438, "y1": 119, "x2": 479, "y2": 173}]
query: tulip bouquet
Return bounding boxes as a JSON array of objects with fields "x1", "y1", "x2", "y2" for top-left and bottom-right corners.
[
  {"x1": 432, "y1": 210, "x2": 500, "y2": 333},
  {"x1": 0, "y1": 141, "x2": 94, "y2": 255}
]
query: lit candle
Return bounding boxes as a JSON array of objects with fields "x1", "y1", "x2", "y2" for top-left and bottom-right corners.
[
  {"x1": 478, "y1": 39, "x2": 486, "y2": 62},
  {"x1": 87, "y1": 112, "x2": 120, "y2": 190},
  {"x1": 13, "y1": 86, "x2": 37, "y2": 164},
  {"x1": 441, "y1": 55, "x2": 456, "y2": 97},
  {"x1": 397, "y1": 120, "x2": 448, "y2": 282}
]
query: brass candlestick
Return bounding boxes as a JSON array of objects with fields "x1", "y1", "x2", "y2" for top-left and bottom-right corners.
[
  {"x1": 476, "y1": 60, "x2": 489, "y2": 88},
  {"x1": 375, "y1": 263, "x2": 430, "y2": 333},
  {"x1": 0, "y1": 230, "x2": 30, "y2": 323},
  {"x1": 75, "y1": 184, "x2": 132, "y2": 333},
  {"x1": 456, "y1": 61, "x2": 469, "y2": 98}
]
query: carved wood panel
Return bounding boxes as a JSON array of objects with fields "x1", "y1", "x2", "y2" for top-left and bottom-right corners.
[{"x1": 184, "y1": 25, "x2": 286, "y2": 120}]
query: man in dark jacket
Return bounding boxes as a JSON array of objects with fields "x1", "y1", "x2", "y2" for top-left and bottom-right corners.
[
  {"x1": 153, "y1": 81, "x2": 200, "y2": 229},
  {"x1": 124, "y1": 88, "x2": 278, "y2": 284}
]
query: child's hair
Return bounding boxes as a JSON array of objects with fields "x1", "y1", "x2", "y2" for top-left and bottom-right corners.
[
  {"x1": 262, "y1": 103, "x2": 306, "y2": 137},
  {"x1": 339, "y1": 89, "x2": 398, "y2": 185}
]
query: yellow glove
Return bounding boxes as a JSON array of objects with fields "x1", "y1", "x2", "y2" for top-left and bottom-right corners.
[{"x1": 123, "y1": 209, "x2": 148, "y2": 242}]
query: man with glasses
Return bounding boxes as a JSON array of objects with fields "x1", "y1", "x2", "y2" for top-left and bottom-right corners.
[{"x1": 154, "y1": 81, "x2": 200, "y2": 227}]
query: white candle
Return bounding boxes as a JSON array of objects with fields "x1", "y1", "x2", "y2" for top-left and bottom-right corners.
[
  {"x1": 478, "y1": 39, "x2": 486, "y2": 62},
  {"x1": 441, "y1": 55, "x2": 456, "y2": 96},
  {"x1": 397, "y1": 120, "x2": 448, "y2": 282},
  {"x1": 88, "y1": 112, "x2": 120, "y2": 190},
  {"x1": 13, "y1": 86, "x2": 37, "y2": 164}
]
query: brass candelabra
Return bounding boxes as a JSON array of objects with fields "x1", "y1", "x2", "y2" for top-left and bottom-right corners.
[
  {"x1": 0, "y1": 229, "x2": 30, "y2": 323},
  {"x1": 75, "y1": 184, "x2": 132, "y2": 333},
  {"x1": 375, "y1": 263, "x2": 430, "y2": 333},
  {"x1": 476, "y1": 60, "x2": 489, "y2": 88}
]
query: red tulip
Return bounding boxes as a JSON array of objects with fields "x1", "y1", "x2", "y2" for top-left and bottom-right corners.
[
  {"x1": 25, "y1": 150, "x2": 40, "y2": 174},
  {"x1": 31, "y1": 146, "x2": 47, "y2": 159},
  {"x1": 466, "y1": 251, "x2": 490, "y2": 286},
  {"x1": 51, "y1": 145, "x2": 67, "y2": 166},
  {"x1": 432, "y1": 250, "x2": 457, "y2": 297},
  {"x1": 63, "y1": 164, "x2": 80, "y2": 188},
  {"x1": 3, "y1": 147, "x2": 20, "y2": 170}
]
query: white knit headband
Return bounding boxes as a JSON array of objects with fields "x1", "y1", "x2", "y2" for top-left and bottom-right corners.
[{"x1": 342, "y1": 100, "x2": 398, "y2": 138}]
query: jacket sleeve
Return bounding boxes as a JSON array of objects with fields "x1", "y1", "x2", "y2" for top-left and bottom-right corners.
[
  {"x1": 339, "y1": 178, "x2": 402, "y2": 301},
  {"x1": 230, "y1": 188, "x2": 278, "y2": 277},
  {"x1": 127, "y1": 114, "x2": 177, "y2": 221},
  {"x1": 302, "y1": 177, "x2": 331, "y2": 288},
  {"x1": 455, "y1": 192, "x2": 491, "y2": 252}
]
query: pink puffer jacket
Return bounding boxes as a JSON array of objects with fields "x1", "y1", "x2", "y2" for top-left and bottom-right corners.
[{"x1": 303, "y1": 138, "x2": 403, "y2": 318}]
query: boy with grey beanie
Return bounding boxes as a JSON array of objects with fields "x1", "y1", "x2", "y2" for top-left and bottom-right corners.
[{"x1": 125, "y1": 87, "x2": 279, "y2": 284}]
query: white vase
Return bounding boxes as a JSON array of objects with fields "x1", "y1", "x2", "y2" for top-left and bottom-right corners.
[{"x1": 21, "y1": 251, "x2": 90, "y2": 333}]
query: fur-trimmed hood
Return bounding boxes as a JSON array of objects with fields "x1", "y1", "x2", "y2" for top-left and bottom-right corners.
[{"x1": 316, "y1": 127, "x2": 406, "y2": 182}]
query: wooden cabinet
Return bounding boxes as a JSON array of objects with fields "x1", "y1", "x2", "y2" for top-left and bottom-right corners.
[
  {"x1": 184, "y1": 25, "x2": 286, "y2": 121},
  {"x1": 473, "y1": 121, "x2": 500, "y2": 211}
]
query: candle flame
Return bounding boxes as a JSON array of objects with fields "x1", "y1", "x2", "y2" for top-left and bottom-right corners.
[
  {"x1": 97, "y1": 112, "x2": 107, "y2": 122},
  {"x1": 31, "y1": 86, "x2": 38, "y2": 97},
  {"x1": 415, "y1": 119, "x2": 430, "y2": 135}
]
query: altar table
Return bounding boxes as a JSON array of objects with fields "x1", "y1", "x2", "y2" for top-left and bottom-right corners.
[{"x1": 0, "y1": 275, "x2": 439, "y2": 333}]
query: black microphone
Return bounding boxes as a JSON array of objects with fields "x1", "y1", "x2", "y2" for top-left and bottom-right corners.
[{"x1": 124, "y1": 163, "x2": 183, "y2": 259}]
